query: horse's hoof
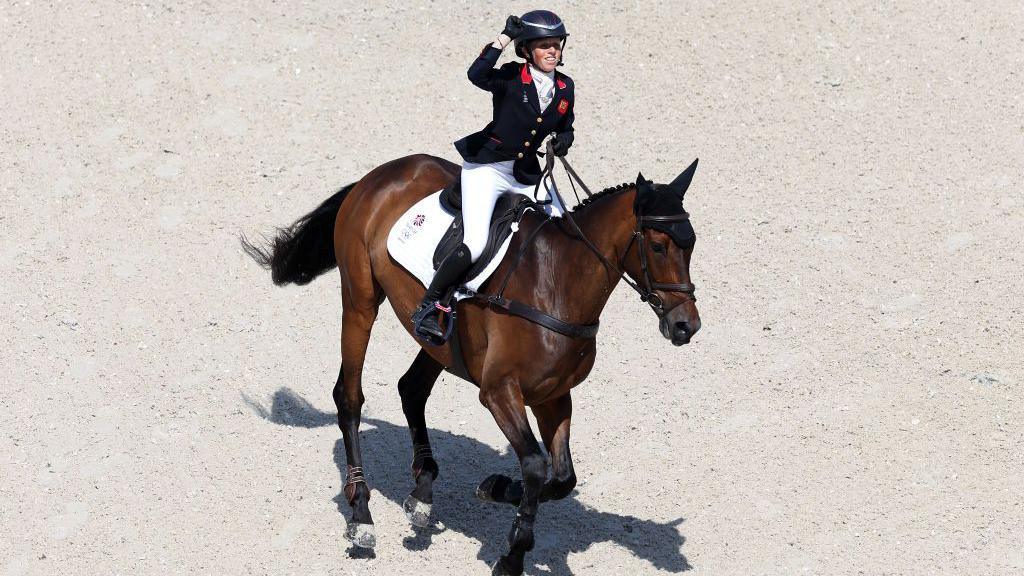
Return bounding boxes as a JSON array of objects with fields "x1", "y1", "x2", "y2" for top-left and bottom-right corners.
[
  {"x1": 477, "y1": 474, "x2": 522, "y2": 505},
  {"x1": 477, "y1": 474, "x2": 509, "y2": 503},
  {"x1": 403, "y1": 495, "x2": 433, "y2": 528},
  {"x1": 490, "y1": 557, "x2": 521, "y2": 576},
  {"x1": 344, "y1": 521, "x2": 376, "y2": 548}
]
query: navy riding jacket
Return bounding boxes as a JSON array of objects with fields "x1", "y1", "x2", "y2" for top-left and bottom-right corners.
[{"x1": 454, "y1": 44, "x2": 575, "y2": 185}]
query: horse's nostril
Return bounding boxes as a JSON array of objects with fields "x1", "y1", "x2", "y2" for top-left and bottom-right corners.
[{"x1": 674, "y1": 321, "x2": 690, "y2": 334}]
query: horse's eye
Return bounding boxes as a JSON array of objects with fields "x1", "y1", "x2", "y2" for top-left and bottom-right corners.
[{"x1": 651, "y1": 243, "x2": 667, "y2": 254}]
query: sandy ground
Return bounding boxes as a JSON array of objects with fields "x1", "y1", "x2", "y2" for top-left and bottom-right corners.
[{"x1": 2, "y1": 1, "x2": 1022, "y2": 575}]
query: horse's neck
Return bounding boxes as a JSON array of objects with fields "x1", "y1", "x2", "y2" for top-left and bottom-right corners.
[{"x1": 532, "y1": 189, "x2": 637, "y2": 324}]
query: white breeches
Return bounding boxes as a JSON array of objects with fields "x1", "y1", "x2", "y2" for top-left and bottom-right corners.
[{"x1": 460, "y1": 160, "x2": 565, "y2": 262}]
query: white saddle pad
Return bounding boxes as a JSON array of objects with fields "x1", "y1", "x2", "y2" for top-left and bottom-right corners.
[{"x1": 386, "y1": 191, "x2": 517, "y2": 300}]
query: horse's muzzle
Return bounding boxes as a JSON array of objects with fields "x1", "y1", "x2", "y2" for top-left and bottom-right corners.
[{"x1": 660, "y1": 314, "x2": 701, "y2": 346}]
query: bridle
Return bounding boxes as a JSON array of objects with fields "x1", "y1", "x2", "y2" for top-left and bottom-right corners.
[
  {"x1": 443, "y1": 145, "x2": 699, "y2": 383},
  {"x1": 537, "y1": 141, "x2": 697, "y2": 316},
  {"x1": 460, "y1": 142, "x2": 698, "y2": 346},
  {"x1": 621, "y1": 213, "x2": 697, "y2": 314}
]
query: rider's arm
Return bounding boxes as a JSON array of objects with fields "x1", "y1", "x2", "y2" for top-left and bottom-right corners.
[
  {"x1": 492, "y1": 33, "x2": 512, "y2": 50},
  {"x1": 556, "y1": 91, "x2": 574, "y2": 144},
  {"x1": 549, "y1": 85, "x2": 575, "y2": 156},
  {"x1": 558, "y1": 99, "x2": 574, "y2": 135},
  {"x1": 467, "y1": 36, "x2": 509, "y2": 92}
]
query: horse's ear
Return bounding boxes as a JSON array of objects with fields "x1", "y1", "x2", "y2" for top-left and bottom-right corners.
[
  {"x1": 636, "y1": 171, "x2": 646, "y2": 185},
  {"x1": 668, "y1": 158, "x2": 699, "y2": 199}
]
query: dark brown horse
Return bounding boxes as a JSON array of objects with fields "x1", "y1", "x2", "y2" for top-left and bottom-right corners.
[{"x1": 242, "y1": 152, "x2": 701, "y2": 575}]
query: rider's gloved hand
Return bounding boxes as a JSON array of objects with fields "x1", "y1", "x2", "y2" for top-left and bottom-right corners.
[
  {"x1": 502, "y1": 15, "x2": 525, "y2": 40},
  {"x1": 550, "y1": 132, "x2": 574, "y2": 157}
]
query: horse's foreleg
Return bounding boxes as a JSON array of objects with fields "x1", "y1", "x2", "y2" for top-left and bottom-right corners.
[
  {"x1": 397, "y1": 349, "x2": 444, "y2": 527},
  {"x1": 481, "y1": 381, "x2": 547, "y2": 576},
  {"x1": 532, "y1": 393, "x2": 576, "y2": 502},
  {"x1": 333, "y1": 293, "x2": 380, "y2": 549},
  {"x1": 477, "y1": 392, "x2": 577, "y2": 506}
]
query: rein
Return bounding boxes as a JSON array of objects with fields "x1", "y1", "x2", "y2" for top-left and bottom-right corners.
[
  {"x1": 465, "y1": 141, "x2": 696, "y2": 339},
  {"x1": 468, "y1": 213, "x2": 599, "y2": 339},
  {"x1": 540, "y1": 142, "x2": 697, "y2": 315}
]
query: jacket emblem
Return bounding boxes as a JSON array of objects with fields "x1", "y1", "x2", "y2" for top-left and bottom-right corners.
[{"x1": 557, "y1": 98, "x2": 569, "y2": 115}]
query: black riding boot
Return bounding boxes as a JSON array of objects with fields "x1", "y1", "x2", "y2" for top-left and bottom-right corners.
[{"x1": 412, "y1": 243, "x2": 473, "y2": 344}]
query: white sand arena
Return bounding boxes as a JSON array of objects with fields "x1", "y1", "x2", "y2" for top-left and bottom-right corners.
[{"x1": 2, "y1": 2, "x2": 1021, "y2": 574}]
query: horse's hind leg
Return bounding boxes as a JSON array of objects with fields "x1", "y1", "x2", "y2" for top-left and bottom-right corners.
[
  {"x1": 397, "y1": 349, "x2": 444, "y2": 527},
  {"x1": 332, "y1": 275, "x2": 382, "y2": 549}
]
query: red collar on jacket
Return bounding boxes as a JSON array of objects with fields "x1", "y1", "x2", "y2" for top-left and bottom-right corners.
[{"x1": 520, "y1": 63, "x2": 568, "y2": 89}]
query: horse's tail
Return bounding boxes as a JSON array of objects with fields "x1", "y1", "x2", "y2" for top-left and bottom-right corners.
[{"x1": 240, "y1": 183, "x2": 356, "y2": 286}]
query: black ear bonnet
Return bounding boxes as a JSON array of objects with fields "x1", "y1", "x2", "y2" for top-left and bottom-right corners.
[{"x1": 634, "y1": 159, "x2": 698, "y2": 249}]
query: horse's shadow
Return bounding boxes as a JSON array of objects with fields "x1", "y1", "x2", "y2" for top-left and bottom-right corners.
[{"x1": 244, "y1": 387, "x2": 691, "y2": 575}]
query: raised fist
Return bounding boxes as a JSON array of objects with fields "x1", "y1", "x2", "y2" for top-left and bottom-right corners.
[{"x1": 503, "y1": 15, "x2": 525, "y2": 39}]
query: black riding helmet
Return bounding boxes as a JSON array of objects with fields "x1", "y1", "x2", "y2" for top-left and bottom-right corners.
[{"x1": 513, "y1": 10, "x2": 569, "y2": 65}]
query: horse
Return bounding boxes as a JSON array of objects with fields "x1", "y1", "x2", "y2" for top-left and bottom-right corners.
[{"x1": 241, "y1": 151, "x2": 701, "y2": 576}]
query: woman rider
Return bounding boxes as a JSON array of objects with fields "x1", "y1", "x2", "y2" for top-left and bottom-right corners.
[{"x1": 412, "y1": 10, "x2": 576, "y2": 343}]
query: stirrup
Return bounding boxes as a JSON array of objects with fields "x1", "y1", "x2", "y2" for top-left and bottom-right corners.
[{"x1": 412, "y1": 301, "x2": 457, "y2": 346}]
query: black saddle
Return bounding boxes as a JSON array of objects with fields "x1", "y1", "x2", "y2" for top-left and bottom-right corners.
[
  {"x1": 433, "y1": 177, "x2": 537, "y2": 281},
  {"x1": 439, "y1": 177, "x2": 463, "y2": 215}
]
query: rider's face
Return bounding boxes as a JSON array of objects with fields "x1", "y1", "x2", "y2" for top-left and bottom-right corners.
[{"x1": 529, "y1": 39, "x2": 562, "y2": 72}]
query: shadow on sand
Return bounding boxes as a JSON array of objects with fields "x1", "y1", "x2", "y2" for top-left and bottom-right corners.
[{"x1": 244, "y1": 387, "x2": 691, "y2": 575}]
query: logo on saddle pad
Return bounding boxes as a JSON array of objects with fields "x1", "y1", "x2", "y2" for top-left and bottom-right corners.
[{"x1": 399, "y1": 214, "x2": 427, "y2": 242}]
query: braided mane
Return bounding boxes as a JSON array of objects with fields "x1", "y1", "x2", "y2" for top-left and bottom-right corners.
[{"x1": 569, "y1": 182, "x2": 634, "y2": 212}]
